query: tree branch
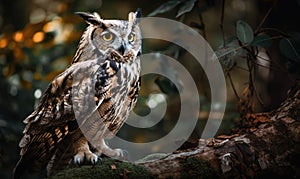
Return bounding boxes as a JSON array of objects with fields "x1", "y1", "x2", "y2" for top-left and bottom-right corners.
[{"x1": 138, "y1": 83, "x2": 300, "y2": 178}]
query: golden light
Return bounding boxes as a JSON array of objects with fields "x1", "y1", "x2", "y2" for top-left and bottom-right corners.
[
  {"x1": 43, "y1": 22, "x2": 52, "y2": 32},
  {"x1": 14, "y1": 31, "x2": 24, "y2": 42},
  {"x1": 0, "y1": 38, "x2": 8, "y2": 48},
  {"x1": 32, "y1": 32, "x2": 45, "y2": 43},
  {"x1": 43, "y1": 18, "x2": 62, "y2": 32}
]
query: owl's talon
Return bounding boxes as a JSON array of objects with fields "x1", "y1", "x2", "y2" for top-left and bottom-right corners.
[
  {"x1": 91, "y1": 158, "x2": 97, "y2": 164},
  {"x1": 89, "y1": 153, "x2": 98, "y2": 165},
  {"x1": 73, "y1": 145, "x2": 100, "y2": 165},
  {"x1": 106, "y1": 148, "x2": 128, "y2": 160},
  {"x1": 97, "y1": 139, "x2": 128, "y2": 160},
  {"x1": 73, "y1": 153, "x2": 84, "y2": 165},
  {"x1": 87, "y1": 152, "x2": 99, "y2": 164},
  {"x1": 97, "y1": 156, "x2": 102, "y2": 163},
  {"x1": 115, "y1": 148, "x2": 128, "y2": 159}
]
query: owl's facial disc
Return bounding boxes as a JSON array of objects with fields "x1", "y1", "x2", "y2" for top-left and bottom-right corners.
[
  {"x1": 117, "y1": 41, "x2": 126, "y2": 55},
  {"x1": 98, "y1": 26, "x2": 137, "y2": 56}
]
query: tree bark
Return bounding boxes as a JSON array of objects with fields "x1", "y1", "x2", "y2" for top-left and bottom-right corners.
[
  {"x1": 138, "y1": 83, "x2": 300, "y2": 178},
  {"x1": 50, "y1": 84, "x2": 300, "y2": 179}
]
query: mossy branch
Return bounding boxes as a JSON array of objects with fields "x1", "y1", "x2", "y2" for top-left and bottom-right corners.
[{"x1": 50, "y1": 83, "x2": 300, "y2": 178}]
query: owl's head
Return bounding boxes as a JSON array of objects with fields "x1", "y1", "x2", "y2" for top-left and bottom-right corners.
[{"x1": 74, "y1": 9, "x2": 141, "y2": 63}]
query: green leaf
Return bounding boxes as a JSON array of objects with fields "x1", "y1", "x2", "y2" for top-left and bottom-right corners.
[
  {"x1": 251, "y1": 34, "x2": 272, "y2": 47},
  {"x1": 236, "y1": 20, "x2": 254, "y2": 44},
  {"x1": 280, "y1": 34, "x2": 300, "y2": 62},
  {"x1": 176, "y1": 0, "x2": 197, "y2": 17},
  {"x1": 148, "y1": 0, "x2": 182, "y2": 17}
]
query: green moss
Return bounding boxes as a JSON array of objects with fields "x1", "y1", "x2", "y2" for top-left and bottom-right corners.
[
  {"x1": 48, "y1": 158, "x2": 155, "y2": 179},
  {"x1": 180, "y1": 157, "x2": 217, "y2": 179}
]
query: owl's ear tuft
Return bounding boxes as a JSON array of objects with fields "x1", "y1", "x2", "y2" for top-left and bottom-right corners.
[
  {"x1": 75, "y1": 12, "x2": 104, "y2": 26},
  {"x1": 135, "y1": 8, "x2": 142, "y2": 19},
  {"x1": 128, "y1": 8, "x2": 142, "y2": 26}
]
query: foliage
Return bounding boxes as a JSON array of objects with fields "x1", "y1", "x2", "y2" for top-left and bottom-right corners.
[
  {"x1": 147, "y1": 0, "x2": 201, "y2": 18},
  {"x1": 214, "y1": 2, "x2": 300, "y2": 121},
  {"x1": 148, "y1": 0, "x2": 300, "y2": 123},
  {"x1": 236, "y1": 20, "x2": 254, "y2": 45},
  {"x1": 251, "y1": 34, "x2": 272, "y2": 48},
  {"x1": 148, "y1": 0, "x2": 183, "y2": 17}
]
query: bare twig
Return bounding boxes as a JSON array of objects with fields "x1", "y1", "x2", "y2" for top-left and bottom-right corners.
[
  {"x1": 255, "y1": 0, "x2": 278, "y2": 34},
  {"x1": 259, "y1": 28, "x2": 289, "y2": 37},
  {"x1": 227, "y1": 71, "x2": 240, "y2": 99},
  {"x1": 196, "y1": 2, "x2": 207, "y2": 39},
  {"x1": 245, "y1": 54, "x2": 255, "y2": 113},
  {"x1": 220, "y1": 0, "x2": 226, "y2": 46},
  {"x1": 235, "y1": 65, "x2": 249, "y2": 72}
]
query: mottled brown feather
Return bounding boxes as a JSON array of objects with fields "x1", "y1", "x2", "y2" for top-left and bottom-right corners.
[{"x1": 13, "y1": 10, "x2": 141, "y2": 179}]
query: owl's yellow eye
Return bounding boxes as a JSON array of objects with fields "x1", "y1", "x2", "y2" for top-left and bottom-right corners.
[
  {"x1": 128, "y1": 33, "x2": 135, "y2": 43},
  {"x1": 102, "y1": 32, "x2": 114, "y2": 42}
]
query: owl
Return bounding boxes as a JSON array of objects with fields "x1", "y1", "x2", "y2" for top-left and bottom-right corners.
[{"x1": 13, "y1": 9, "x2": 142, "y2": 178}]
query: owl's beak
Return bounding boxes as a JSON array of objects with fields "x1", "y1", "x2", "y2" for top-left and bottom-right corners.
[{"x1": 117, "y1": 41, "x2": 126, "y2": 55}]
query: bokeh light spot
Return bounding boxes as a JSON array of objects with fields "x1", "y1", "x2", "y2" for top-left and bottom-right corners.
[
  {"x1": 33, "y1": 32, "x2": 45, "y2": 43},
  {"x1": 14, "y1": 32, "x2": 24, "y2": 42},
  {"x1": 0, "y1": 38, "x2": 8, "y2": 48},
  {"x1": 34, "y1": 89, "x2": 42, "y2": 99}
]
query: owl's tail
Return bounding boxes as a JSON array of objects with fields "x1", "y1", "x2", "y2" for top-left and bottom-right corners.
[
  {"x1": 13, "y1": 156, "x2": 30, "y2": 179},
  {"x1": 12, "y1": 144, "x2": 56, "y2": 179},
  {"x1": 12, "y1": 123, "x2": 79, "y2": 178},
  {"x1": 12, "y1": 133, "x2": 58, "y2": 179},
  {"x1": 12, "y1": 141, "x2": 69, "y2": 179},
  {"x1": 12, "y1": 137, "x2": 75, "y2": 179}
]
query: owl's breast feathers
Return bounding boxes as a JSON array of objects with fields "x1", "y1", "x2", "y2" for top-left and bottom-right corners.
[{"x1": 13, "y1": 51, "x2": 140, "y2": 178}]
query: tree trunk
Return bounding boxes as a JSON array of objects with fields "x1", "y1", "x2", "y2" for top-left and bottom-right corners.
[{"x1": 138, "y1": 83, "x2": 300, "y2": 178}]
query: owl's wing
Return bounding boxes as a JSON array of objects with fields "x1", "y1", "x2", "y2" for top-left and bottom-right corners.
[
  {"x1": 13, "y1": 57, "x2": 118, "y2": 178},
  {"x1": 13, "y1": 66, "x2": 78, "y2": 178}
]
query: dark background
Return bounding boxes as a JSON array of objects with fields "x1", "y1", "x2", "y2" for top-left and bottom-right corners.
[{"x1": 0, "y1": 0, "x2": 299, "y2": 178}]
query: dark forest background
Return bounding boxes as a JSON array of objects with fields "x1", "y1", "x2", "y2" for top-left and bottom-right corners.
[{"x1": 0, "y1": 0, "x2": 299, "y2": 178}]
